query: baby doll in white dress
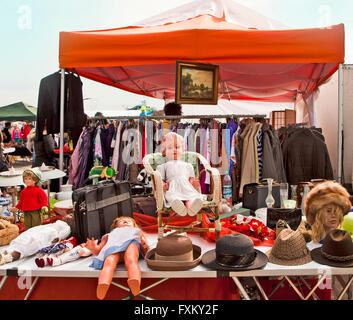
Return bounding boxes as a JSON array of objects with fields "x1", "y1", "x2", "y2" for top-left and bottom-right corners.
[{"x1": 156, "y1": 132, "x2": 206, "y2": 216}]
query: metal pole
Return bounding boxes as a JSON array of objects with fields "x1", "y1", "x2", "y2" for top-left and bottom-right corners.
[
  {"x1": 337, "y1": 63, "x2": 343, "y2": 184},
  {"x1": 59, "y1": 68, "x2": 65, "y2": 189}
]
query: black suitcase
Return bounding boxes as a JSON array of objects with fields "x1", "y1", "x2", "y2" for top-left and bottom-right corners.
[
  {"x1": 72, "y1": 179, "x2": 134, "y2": 243},
  {"x1": 243, "y1": 182, "x2": 281, "y2": 211}
]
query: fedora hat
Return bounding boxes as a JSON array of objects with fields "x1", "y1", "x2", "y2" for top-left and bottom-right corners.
[
  {"x1": 202, "y1": 233, "x2": 268, "y2": 271},
  {"x1": 145, "y1": 235, "x2": 201, "y2": 271},
  {"x1": 266, "y1": 228, "x2": 312, "y2": 266},
  {"x1": 311, "y1": 229, "x2": 353, "y2": 267},
  {"x1": 304, "y1": 181, "x2": 351, "y2": 226}
]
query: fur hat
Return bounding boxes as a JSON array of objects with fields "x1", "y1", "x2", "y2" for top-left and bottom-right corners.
[{"x1": 304, "y1": 181, "x2": 351, "y2": 226}]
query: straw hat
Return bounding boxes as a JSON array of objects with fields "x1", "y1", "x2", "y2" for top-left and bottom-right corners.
[
  {"x1": 202, "y1": 233, "x2": 268, "y2": 271},
  {"x1": 266, "y1": 228, "x2": 312, "y2": 266},
  {"x1": 310, "y1": 229, "x2": 353, "y2": 267},
  {"x1": 145, "y1": 235, "x2": 202, "y2": 271},
  {"x1": 304, "y1": 181, "x2": 351, "y2": 226}
]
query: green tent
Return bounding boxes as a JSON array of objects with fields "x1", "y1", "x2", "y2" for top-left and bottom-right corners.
[{"x1": 0, "y1": 102, "x2": 37, "y2": 121}]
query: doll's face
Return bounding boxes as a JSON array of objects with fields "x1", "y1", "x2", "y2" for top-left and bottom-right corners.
[
  {"x1": 322, "y1": 205, "x2": 340, "y2": 230},
  {"x1": 164, "y1": 135, "x2": 184, "y2": 161},
  {"x1": 23, "y1": 175, "x2": 36, "y2": 187},
  {"x1": 116, "y1": 218, "x2": 135, "y2": 228}
]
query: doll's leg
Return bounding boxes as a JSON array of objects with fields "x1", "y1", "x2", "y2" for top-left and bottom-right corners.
[
  {"x1": 171, "y1": 200, "x2": 187, "y2": 216},
  {"x1": 97, "y1": 252, "x2": 120, "y2": 300},
  {"x1": 124, "y1": 243, "x2": 141, "y2": 296},
  {"x1": 188, "y1": 198, "x2": 203, "y2": 216},
  {"x1": 185, "y1": 200, "x2": 190, "y2": 209}
]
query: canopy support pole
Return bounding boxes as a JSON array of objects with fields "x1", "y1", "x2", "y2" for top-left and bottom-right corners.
[
  {"x1": 59, "y1": 68, "x2": 65, "y2": 189},
  {"x1": 338, "y1": 63, "x2": 343, "y2": 184}
]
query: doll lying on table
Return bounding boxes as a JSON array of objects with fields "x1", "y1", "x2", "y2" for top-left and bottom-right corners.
[
  {"x1": 157, "y1": 132, "x2": 206, "y2": 216},
  {"x1": 33, "y1": 213, "x2": 92, "y2": 267},
  {"x1": 0, "y1": 217, "x2": 71, "y2": 265},
  {"x1": 85, "y1": 216, "x2": 150, "y2": 300}
]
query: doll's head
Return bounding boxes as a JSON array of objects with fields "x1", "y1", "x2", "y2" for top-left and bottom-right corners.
[
  {"x1": 304, "y1": 180, "x2": 352, "y2": 242},
  {"x1": 23, "y1": 169, "x2": 42, "y2": 187},
  {"x1": 110, "y1": 216, "x2": 138, "y2": 231},
  {"x1": 161, "y1": 132, "x2": 185, "y2": 160}
]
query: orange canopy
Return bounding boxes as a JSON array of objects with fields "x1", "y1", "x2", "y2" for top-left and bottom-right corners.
[{"x1": 59, "y1": 12, "x2": 345, "y2": 102}]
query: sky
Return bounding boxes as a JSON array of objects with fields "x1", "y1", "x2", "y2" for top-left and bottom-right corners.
[{"x1": 1, "y1": 0, "x2": 352, "y2": 115}]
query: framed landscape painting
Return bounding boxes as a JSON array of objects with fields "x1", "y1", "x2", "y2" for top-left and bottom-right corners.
[{"x1": 175, "y1": 61, "x2": 219, "y2": 105}]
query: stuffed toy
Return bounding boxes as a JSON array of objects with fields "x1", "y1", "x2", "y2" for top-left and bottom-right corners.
[
  {"x1": 85, "y1": 216, "x2": 149, "y2": 300},
  {"x1": 0, "y1": 216, "x2": 19, "y2": 246},
  {"x1": 156, "y1": 132, "x2": 206, "y2": 216},
  {"x1": 304, "y1": 180, "x2": 352, "y2": 243}
]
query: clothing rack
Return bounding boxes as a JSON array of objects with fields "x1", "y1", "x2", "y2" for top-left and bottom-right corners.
[{"x1": 90, "y1": 114, "x2": 267, "y2": 120}]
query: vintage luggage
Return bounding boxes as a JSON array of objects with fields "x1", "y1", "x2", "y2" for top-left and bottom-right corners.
[
  {"x1": 243, "y1": 182, "x2": 281, "y2": 212},
  {"x1": 266, "y1": 208, "x2": 302, "y2": 231},
  {"x1": 132, "y1": 196, "x2": 157, "y2": 217},
  {"x1": 72, "y1": 180, "x2": 133, "y2": 243}
]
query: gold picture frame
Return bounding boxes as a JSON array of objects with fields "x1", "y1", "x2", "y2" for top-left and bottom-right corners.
[{"x1": 175, "y1": 61, "x2": 219, "y2": 105}]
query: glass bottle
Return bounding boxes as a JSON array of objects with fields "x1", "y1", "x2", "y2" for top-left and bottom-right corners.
[{"x1": 265, "y1": 178, "x2": 275, "y2": 208}]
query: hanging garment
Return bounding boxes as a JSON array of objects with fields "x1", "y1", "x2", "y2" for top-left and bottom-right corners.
[
  {"x1": 111, "y1": 122, "x2": 123, "y2": 171},
  {"x1": 68, "y1": 128, "x2": 85, "y2": 186},
  {"x1": 239, "y1": 123, "x2": 260, "y2": 195},
  {"x1": 253, "y1": 123, "x2": 262, "y2": 183},
  {"x1": 93, "y1": 127, "x2": 103, "y2": 166},
  {"x1": 36, "y1": 72, "x2": 85, "y2": 147},
  {"x1": 282, "y1": 127, "x2": 333, "y2": 184},
  {"x1": 261, "y1": 123, "x2": 287, "y2": 183},
  {"x1": 76, "y1": 126, "x2": 95, "y2": 188}
]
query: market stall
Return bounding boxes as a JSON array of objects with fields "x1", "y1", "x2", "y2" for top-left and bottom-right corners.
[{"x1": 6, "y1": 0, "x2": 348, "y2": 301}]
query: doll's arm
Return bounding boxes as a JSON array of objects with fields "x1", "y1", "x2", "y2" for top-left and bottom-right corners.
[
  {"x1": 140, "y1": 233, "x2": 150, "y2": 255},
  {"x1": 162, "y1": 181, "x2": 169, "y2": 192},
  {"x1": 189, "y1": 177, "x2": 200, "y2": 190},
  {"x1": 85, "y1": 235, "x2": 108, "y2": 256}
]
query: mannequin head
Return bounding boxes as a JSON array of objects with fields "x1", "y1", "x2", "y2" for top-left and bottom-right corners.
[
  {"x1": 304, "y1": 180, "x2": 352, "y2": 243},
  {"x1": 311, "y1": 203, "x2": 345, "y2": 242},
  {"x1": 161, "y1": 132, "x2": 185, "y2": 160}
]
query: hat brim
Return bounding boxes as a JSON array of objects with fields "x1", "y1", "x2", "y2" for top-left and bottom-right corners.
[
  {"x1": 265, "y1": 248, "x2": 312, "y2": 266},
  {"x1": 202, "y1": 248, "x2": 268, "y2": 271},
  {"x1": 310, "y1": 247, "x2": 353, "y2": 268},
  {"x1": 145, "y1": 244, "x2": 202, "y2": 271}
]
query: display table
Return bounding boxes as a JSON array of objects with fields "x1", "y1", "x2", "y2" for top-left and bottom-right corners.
[{"x1": 0, "y1": 234, "x2": 352, "y2": 300}]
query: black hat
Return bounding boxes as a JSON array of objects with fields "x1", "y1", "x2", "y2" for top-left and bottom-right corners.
[
  {"x1": 311, "y1": 229, "x2": 353, "y2": 267},
  {"x1": 202, "y1": 233, "x2": 268, "y2": 271}
]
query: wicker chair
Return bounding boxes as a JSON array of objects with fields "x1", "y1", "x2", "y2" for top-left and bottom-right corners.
[{"x1": 142, "y1": 151, "x2": 222, "y2": 239}]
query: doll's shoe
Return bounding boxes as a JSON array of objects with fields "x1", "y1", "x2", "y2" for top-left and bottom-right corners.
[
  {"x1": 188, "y1": 198, "x2": 203, "y2": 216},
  {"x1": 35, "y1": 257, "x2": 45, "y2": 268},
  {"x1": 171, "y1": 200, "x2": 187, "y2": 216},
  {"x1": 97, "y1": 283, "x2": 110, "y2": 300},
  {"x1": 127, "y1": 278, "x2": 141, "y2": 296}
]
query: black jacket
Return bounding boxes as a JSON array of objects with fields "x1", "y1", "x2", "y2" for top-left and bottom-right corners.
[
  {"x1": 282, "y1": 128, "x2": 333, "y2": 184},
  {"x1": 36, "y1": 71, "x2": 86, "y2": 147}
]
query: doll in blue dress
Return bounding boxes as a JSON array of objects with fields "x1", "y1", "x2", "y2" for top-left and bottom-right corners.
[{"x1": 85, "y1": 216, "x2": 149, "y2": 300}]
